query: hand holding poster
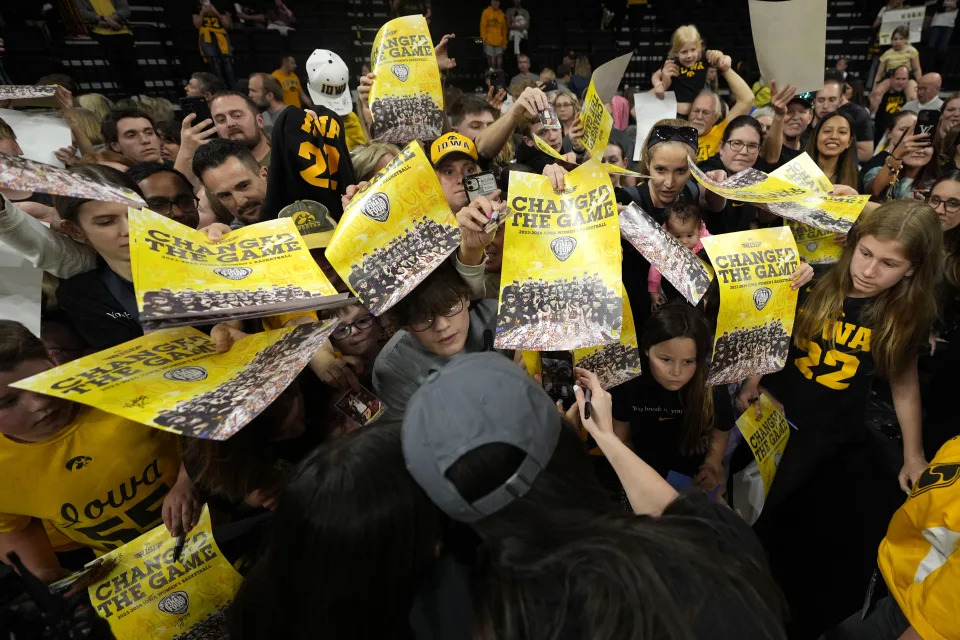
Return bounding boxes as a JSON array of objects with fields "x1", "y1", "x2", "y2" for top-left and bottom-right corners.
[
  {"x1": 12, "y1": 322, "x2": 338, "y2": 440},
  {"x1": 735, "y1": 394, "x2": 791, "y2": 495},
  {"x1": 130, "y1": 208, "x2": 347, "y2": 328},
  {"x1": 369, "y1": 15, "x2": 444, "y2": 143},
  {"x1": 325, "y1": 140, "x2": 460, "y2": 315},
  {"x1": 84, "y1": 505, "x2": 243, "y2": 639},
  {"x1": 701, "y1": 227, "x2": 799, "y2": 385},
  {"x1": 619, "y1": 202, "x2": 713, "y2": 306},
  {"x1": 688, "y1": 158, "x2": 868, "y2": 233},
  {"x1": 573, "y1": 292, "x2": 642, "y2": 389},
  {"x1": 496, "y1": 159, "x2": 622, "y2": 351},
  {"x1": 771, "y1": 153, "x2": 863, "y2": 264},
  {"x1": 0, "y1": 151, "x2": 145, "y2": 205}
]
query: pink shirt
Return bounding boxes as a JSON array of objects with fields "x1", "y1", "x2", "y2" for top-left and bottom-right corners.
[{"x1": 648, "y1": 221, "x2": 710, "y2": 293}]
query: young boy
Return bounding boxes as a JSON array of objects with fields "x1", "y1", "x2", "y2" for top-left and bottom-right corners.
[{"x1": 0, "y1": 321, "x2": 188, "y2": 582}]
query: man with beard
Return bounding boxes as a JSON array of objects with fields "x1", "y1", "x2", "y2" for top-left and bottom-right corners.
[
  {"x1": 210, "y1": 91, "x2": 271, "y2": 168},
  {"x1": 192, "y1": 138, "x2": 268, "y2": 226},
  {"x1": 248, "y1": 72, "x2": 288, "y2": 137}
]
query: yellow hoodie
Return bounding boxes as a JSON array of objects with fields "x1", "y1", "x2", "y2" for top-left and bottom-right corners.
[{"x1": 480, "y1": 6, "x2": 507, "y2": 49}]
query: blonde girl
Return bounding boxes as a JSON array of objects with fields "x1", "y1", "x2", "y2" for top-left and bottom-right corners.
[{"x1": 651, "y1": 25, "x2": 708, "y2": 118}]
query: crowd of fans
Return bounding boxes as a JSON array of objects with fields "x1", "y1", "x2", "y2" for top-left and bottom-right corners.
[{"x1": 0, "y1": 1, "x2": 959, "y2": 639}]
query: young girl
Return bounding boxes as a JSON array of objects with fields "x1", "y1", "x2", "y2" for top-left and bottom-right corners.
[
  {"x1": 612, "y1": 302, "x2": 732, "y2": 494},
  {"x1": 738, "y1": 199, "x2": 943, "y2": 509},
  {"x1": 870, "y1": 26, "x2": 921, "y2": 106},
  {"x1": 652, "y1": 25, "x2": 708, "y2": 118},
  {"x1": 648, "y1": 203, "x2": 710, "y2": 311}
]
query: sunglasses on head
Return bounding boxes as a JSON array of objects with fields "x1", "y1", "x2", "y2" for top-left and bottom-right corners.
[{"x1": 647, "y1": 125, "x2": 699, "y2": 151}]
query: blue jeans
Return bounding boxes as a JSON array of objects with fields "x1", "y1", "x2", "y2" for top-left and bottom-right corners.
[{"x1": 200, "y1": 40, "x2": 236, "y2": 88}]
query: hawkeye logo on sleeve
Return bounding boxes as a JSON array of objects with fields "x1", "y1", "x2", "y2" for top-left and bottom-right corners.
[
  {"x1": 911, "y1": 462, "x2": 960, "y2": 497},
  {"x1": 66, "y1": 456, "x2": 93, "y2": 471}
]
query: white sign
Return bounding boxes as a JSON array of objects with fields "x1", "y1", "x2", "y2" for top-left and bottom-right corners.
[
  {"x1": 0, "y1": 108, "x2": 72, "y2": 168},
  {"x1": 632, "y1": 91, "x2": 678, "y2": 162},
  {"x1": 878, "y1": 6, "x2": 925, "y2": 44},
  {"x1": 748, "y1": 0, "x2": 828, "y2": 94}
]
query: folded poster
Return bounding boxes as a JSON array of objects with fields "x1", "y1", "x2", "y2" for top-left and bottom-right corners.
[{"x1": 0, "y1": 152, "x2": 144, "y2": 205}]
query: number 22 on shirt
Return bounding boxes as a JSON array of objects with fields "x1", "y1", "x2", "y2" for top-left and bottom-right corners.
[
  {"x1": 793, "y1": 320, "x2": 871, "y2": 390},
  {"x1": 298, "y1": 112, "x2": 342, "y2": 189}
]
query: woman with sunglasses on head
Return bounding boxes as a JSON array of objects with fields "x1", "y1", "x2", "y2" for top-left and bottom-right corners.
[{"x1": 617, "y1": 119, "x2": 726, "y2": 322}]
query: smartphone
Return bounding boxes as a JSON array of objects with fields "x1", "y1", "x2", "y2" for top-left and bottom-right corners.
[
  {"x1": 463, "y1": 171, "x2": 498, "y2": 203},
  {"x1": 541, "y1": 79, "x2": 558, "y2": 94},
  {"x1": 914, "y1": 109, "x2": 941, "y2": 145},
  {"x1": 541, "y1": 351, "x2": 575, "y2": 408},
  {"x1": 179, "y1": 96, "x2": 213, "y2": 127},
  {"x1": 488, "y1": 68, "x2": 507, "y2": 94}
]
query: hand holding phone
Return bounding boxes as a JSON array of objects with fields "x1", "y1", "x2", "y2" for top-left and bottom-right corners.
[
  {"x1": 179, "y1": 96, "x2": 213, "y2": 129},
  {"x1": 541, "y1": 351, "x2": 576, "y2": 408}
]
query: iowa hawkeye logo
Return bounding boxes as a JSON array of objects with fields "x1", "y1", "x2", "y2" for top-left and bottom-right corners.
[{"x1": 65, "y1": 456, "x2": 93, "y2": 471}]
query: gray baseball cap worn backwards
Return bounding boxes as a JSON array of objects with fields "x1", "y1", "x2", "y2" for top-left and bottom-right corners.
[{"x1": 402, "y1": 352, "x2": 562, "y2": 523}]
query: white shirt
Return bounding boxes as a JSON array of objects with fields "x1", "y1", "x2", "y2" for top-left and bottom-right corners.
[
  {"x1": 931, "y1": 8, "x2": 958, "y2": 28},
  {"x1": 901, "y1": 96, "x2": 945, "y2": 113}
]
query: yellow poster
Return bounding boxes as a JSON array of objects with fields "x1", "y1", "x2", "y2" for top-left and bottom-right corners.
[
  {"x1": 689, "y1": 156, "x2": 868, "y2": 233},
  {"x1": 573, "y1": 291, "x2": 642, "y2": 388},
  {"x1": 701, "y1": 227, "x2": 799, "y2": 385},
  {"x1": 789, "y1": 221, "x2": 843, "y2": 264},
  {"x1": 735, "y1": 394, "x2": 791, "y2": 495},
  {"x1": 325, "y1": 140, "x2": 459, "y2": 316},
  {"x1": 12, "y1": 322, "x2": 337, "y2": 440},
  {"x1": 130, "y1": 208, "x2": 345, "y2": 329},
  {"x1": 87, "y1": 505, "x2": 243, "y2": 640},
  {"x1": 496, "y1": 159, "x2": 622, "y2": 350},
  {"x1": 579, "y1": 53, "x2": 632, "y2": 160},
  {"x1": 770, "y1": 153, "x2": 860, "y2": 264},
  {"x1": 619, "y1": 202, "x2": 713, "y2": 305},
  {"x1": 532, "y1": 134, "x2": 648, "y2": 179},
  {"x1": 369, "y1": 15, "x2": 443, "y2": 143}
]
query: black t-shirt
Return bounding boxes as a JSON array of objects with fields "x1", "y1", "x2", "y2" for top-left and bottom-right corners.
[
  {"x1": 874, "y1": 90, "x2": 906, "y2": 145},
  {"x1": 56, "y1": 263, "x2": 143, "y2": 350},
  {"x1": 698, "y1": 154, "x2": 759, "y2": 233},
  {"x1": 611, "y1": 373, "x2": 735, "y2": 478},
  {"x1": 665, "y1": 57, "x2": 708, "y2": 105},
  {"x1": 838, "y1": 102, "x2": 875, "y2": 148},
  {"x1": 773, "y1": 144, "x2": 804, "y2": 169},
  {"x1": 760, "y1": 289, "x2": 877, "y2": 439},
  {"x1": 262, "y1": 105, "x2": 356, "y2": 221}
]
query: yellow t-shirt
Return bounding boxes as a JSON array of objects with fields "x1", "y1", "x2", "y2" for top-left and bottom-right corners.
[
  {"x1": 89, "y1": 0, "x2": 132, "y2": 35},
  {"x1": 0, "y1": 407, "x2": 181, "y2": 554},
  {"x1": 698, "y1": 119, "x2": 728, "y2": 162},
  {"x1": 878, "y1": 435, "x2": 960, "y2": 640},
  {"x1": 343, "y1": 111, "x2": 368, "y2": 151},
  {"x1": 879, "y1": 45, "x2": 918, "y2": 76},
  {"x1": 272, "y1": 70, "x2": 304, "y2": 108}
]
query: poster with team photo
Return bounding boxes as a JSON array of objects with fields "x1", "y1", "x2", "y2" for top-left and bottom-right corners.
[
  {"x1": 689, "y1": 157, "x2": 868, "y2": 233},
  {"x1": 130, "y1": 208, "x2": 347, "y2": 328},
  {"x1": 369, "y1": 15, "x2": 444, "y2": 143},
  {"x1": 572, "y1": 291, "x2": 642, "y2": 389},
  {"x1": 85, "y1": 506, "x2": 243, "y2": 640},
  {"x1": 619, "y1": 202, "x2": 714, "y2": 306},
  {"x1": 0, "y1": 152, "x2": 145, "y2": 206},
  {"x1": 325, "y1": 141, "x2": 459, "y2": 316},
  {"x1": 12, "y1": 323, "x2": 337, "y2": 440},
  {"x1": 701, "y1": 227, "x2": 800, "y2": 385},
  {"x1": 496, "y1": 159, "x2": 622, "y2": 351},
  {"x1": 0, "y1": 84, "x2": 57, "y2": 101}
]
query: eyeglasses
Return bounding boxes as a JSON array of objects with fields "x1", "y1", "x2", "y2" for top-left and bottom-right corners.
[
  {"x1": 724, "y1": 139, "x2": 760, "y2": 153},
  {"x1": 409, "y1": 298, "x2": 465, "y2": 332},
  {"x1": 146, "y1": 194, "x2": 199, "y2": 214},
  {"x1": 647, "y1": 125, "x2": 699, "y2": 151},
  {"x1": 331, "y1": 314, "x2": 377, "y2": 340},
  {"x1": 926, "y1": 194, "x2": 960, "y2": 213},
  {"x1": 689, "y1": 107, "x2": 715, "y2": 118}
]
